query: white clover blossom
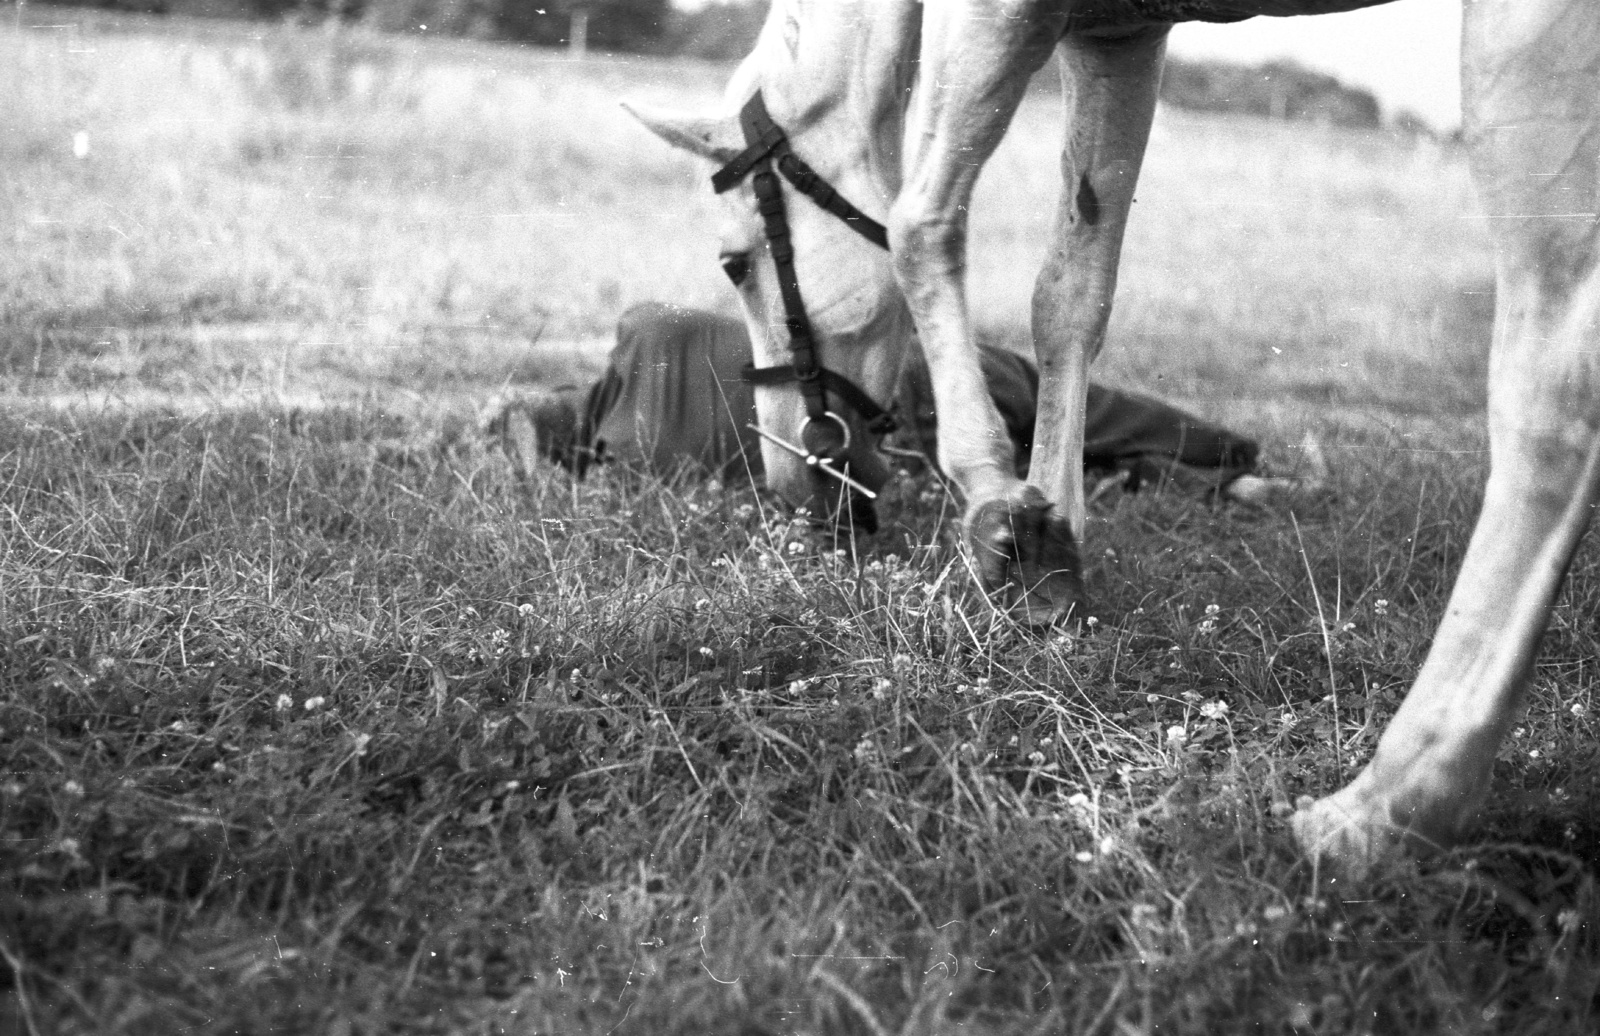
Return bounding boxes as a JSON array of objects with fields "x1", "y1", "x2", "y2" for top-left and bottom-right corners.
[
  {"x1": 1200, "y1": 700, "x2": 1230, "y2": 720},
  {"x1": 303, "y1": 696, "x2": 326, "y2": 712},
  {"x1": 1166, "y1": 725, "x2": 1188, "y2": 746}
]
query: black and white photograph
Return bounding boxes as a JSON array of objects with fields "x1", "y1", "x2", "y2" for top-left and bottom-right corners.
[{"x1": 3, "y1": 0, "x2": 1598, "y2": 1031}]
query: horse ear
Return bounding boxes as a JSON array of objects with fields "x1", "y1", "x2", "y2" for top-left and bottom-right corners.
[{"x1": 622, "y1": 101, "x2": 742, "y2": 163}]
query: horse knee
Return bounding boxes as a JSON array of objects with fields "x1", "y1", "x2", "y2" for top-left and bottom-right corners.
[{"x1": 888, "y1": 200, "x2": 965, "y2": 285}]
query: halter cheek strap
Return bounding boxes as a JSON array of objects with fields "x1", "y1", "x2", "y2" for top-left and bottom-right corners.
[{"x1": 711, "y1": 91, "x2": 898, "y2": 494}]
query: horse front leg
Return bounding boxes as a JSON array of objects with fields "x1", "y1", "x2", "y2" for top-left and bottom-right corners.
[
  {"x1": 1029, "y1": 27, "x2": 1167, "y2": 540},
  {"x1": 891, "y1": 0, "x2": 1076, "y2": 624},
  {"x1": 1295, "y1": 0, "x2": 1600, "y2": 870}
]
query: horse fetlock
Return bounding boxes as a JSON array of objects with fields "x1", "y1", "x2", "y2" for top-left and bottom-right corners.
[{"x1": 965, "y1": 486, "x2": 1086, "y2": 626}]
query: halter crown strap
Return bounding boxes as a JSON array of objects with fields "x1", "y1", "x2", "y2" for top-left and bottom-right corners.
[{"x1": 712, "y1": 92, "x2": 890, "y2": 251}]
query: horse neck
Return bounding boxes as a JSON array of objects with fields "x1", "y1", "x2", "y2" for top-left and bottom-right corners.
[{"x1": 730, "y1": 0, "x2": 921, "y2": 205}]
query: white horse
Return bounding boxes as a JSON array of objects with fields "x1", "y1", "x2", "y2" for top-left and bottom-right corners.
[{"x1": 630, "y1": 0, "x2": 1600, "y2": 872}]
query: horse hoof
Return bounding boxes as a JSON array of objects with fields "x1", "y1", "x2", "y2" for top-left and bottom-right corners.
[
  {"x1": 1291, "y1": 794, "x2": 1392, "y2": 878},
  {"x1": 1292, "y1": 786, "x2": 1456, "y2": 878},
  {"x1": 965, "y1": 486, "x2": 1085, "y2": 626}
]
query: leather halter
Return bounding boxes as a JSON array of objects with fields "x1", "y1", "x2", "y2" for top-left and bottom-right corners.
[{"x1": 712, "y1": 91, "x2": 897, "y2": 498}]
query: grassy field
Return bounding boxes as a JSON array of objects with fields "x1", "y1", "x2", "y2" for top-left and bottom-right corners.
[{"x1": 3, "y1": 10, "x2": 1598, "y2": 1035}]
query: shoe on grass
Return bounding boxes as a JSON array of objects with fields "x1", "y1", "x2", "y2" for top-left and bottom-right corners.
[{"x1": 481, "y1": 388, "x2": 584, "y2": 480}]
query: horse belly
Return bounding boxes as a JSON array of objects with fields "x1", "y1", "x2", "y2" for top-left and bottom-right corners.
[{"x1": 1066, "y1": 0, "x2": 1403, "y2": 32}]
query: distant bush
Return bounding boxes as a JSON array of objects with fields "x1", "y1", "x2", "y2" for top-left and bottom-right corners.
[{"x1": 1159, "y1": 57, "x2": 1382, "y2": 130}]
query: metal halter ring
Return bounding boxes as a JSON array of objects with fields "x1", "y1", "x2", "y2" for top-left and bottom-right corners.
[{"x1": 799, "y1": 411, "x2": 851, "y2": 457}]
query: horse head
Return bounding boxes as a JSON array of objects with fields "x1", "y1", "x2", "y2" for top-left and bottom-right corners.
[{"x1": 626, "y1": 0, "x2": 921, "y2": 530}]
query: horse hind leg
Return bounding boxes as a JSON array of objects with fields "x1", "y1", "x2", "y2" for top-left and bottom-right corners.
[
  {"x1": 1294, "y1": 0, "x2": 1600, "y2": 870},
  {"x1": 1029, "y1": 26, "x2": 1168, "y2": 540}
]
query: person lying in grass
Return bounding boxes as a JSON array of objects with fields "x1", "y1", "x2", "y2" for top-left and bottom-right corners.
[{"x1": 485, "y1": 301, "x2": 1320, "y2": 505}]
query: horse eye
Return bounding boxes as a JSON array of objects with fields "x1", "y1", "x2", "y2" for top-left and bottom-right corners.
[{"x1": 720, "y1": 253, "x2": 751, "y2": 286}]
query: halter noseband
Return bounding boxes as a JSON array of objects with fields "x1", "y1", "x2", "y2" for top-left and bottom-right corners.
[{"x1": 712, "y1": 90, "x2": 896, "y2": 500}]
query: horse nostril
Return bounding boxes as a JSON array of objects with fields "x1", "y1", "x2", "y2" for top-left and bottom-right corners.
[
  {"x1": 720, "y1": 253, "x2": 750, "y2": 286},
  {"x1": 832, "y1": 492, "x2": 879, "y2": 535},
  {"x1": 847, "y1": 496, "x2": 879, "y2": 535}
]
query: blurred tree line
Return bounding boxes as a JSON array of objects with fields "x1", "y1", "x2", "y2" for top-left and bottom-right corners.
[
  {"x1": 34, "y1": 0, "x2": 1423, "y2": 132},
  {"x1": 33, "y1": 0, "x2": 765, "y2": 56}
]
